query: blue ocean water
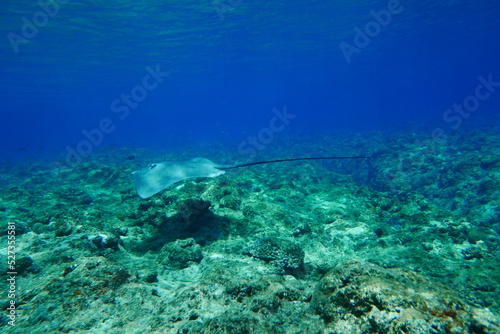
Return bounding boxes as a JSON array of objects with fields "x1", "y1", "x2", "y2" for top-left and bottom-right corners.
[
  {"x1": 3, "y1": 2, "x2": 500, "y2": 332},
  {"x1": 1, "y1": 0, "x2": 499, "y2": 161}
]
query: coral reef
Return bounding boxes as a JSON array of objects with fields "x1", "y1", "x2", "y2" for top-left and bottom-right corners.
[{"x1": 1, "y1": 129, "x2": 499, "y2": 333}]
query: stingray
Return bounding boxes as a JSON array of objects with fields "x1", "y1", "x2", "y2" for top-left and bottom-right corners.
[{"x1": 132, "y1": 156, "x2": 369, "y2": 199}]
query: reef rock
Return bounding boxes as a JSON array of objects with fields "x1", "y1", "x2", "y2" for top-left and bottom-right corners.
[{"x1": 311, "y1": 260, "x2": 499, "y2": 334}]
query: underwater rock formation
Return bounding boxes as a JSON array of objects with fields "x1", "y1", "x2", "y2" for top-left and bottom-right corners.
[{"x1": 312, "y1": 260, "x2": 500, "y2": 333}]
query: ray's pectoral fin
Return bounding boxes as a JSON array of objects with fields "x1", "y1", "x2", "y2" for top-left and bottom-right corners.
[{"x1": 132, "y1": 158, "x2": 226, "y2": 199}]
